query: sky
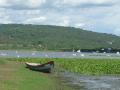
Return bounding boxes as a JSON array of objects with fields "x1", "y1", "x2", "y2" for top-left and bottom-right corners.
[{"x1": 0, "y1": 0, "x2": 120, "y2": 35}]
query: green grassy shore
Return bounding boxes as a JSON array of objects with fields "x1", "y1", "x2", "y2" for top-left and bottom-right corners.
[
  {"x1": 17, "y1": 58, "x2": 120, "y2": 75},
  {"x1": 1, "y1": 58, "x2": 120, "y2": 90},
  {"x1": 0, "y1": 58, "x2": 73, "y2": 90}
]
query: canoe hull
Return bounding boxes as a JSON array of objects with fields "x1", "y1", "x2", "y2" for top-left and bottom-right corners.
[{"x1": 26, "y1": 61, "x2": 54, "y2": 73}]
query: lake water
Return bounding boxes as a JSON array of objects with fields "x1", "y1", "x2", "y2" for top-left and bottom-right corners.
[
  {"x1": 59, "y1": 71, "x2": 120, "y2": 90},
  {"x1": 0, "y1": 50, "x2": 120, "y2": 58}
]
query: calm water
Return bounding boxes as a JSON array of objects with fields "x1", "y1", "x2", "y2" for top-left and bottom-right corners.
[
  {"x1": 59, "y1": 71, "x2": 120, "y2": 90},
  {"x1": 0, "y1": 50, "x2": 120, "y2": 58}
]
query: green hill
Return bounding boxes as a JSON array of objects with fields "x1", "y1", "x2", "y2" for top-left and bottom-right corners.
[{"x1": 0, "y1": 24, "x2": 120, "y2": 51}]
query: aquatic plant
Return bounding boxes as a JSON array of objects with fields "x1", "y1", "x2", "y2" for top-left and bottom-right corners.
[{"x1": 10, "y1": 58, "x2": 120, "y2": 75}]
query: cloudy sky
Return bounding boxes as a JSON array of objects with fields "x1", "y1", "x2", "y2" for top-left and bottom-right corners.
[{"x1": 0, "y1": 0, "x2": 120, "y2": 35}]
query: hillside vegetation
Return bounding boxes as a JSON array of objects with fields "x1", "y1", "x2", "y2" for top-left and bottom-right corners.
[{"x1": 0, "y1": 24, "x2": 120, "y2": 51}]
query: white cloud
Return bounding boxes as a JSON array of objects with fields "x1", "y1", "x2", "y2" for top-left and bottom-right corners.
[
  {"x1": 56, "y1": 16, "x2": 70, "y2": 26},
  {"x1": 114, "y1": 29, "x2": 120, "y2": 36},
  {"x1": 74, "y1": 23, "x2": 85, "y2": 28},
  {"x1": 0, "y1": 10, "x2": 13, "y2": 24},
  {"x1": 0, "y1": 0, "x2": 46, "y2": 9},
  {"x1": 55, "y1": 0, "x2": 116, "y2": 7},
  {"x1": 0, "y1": 0, "x2": 117, "y2": 9},
  {"x1": 57, "y1": 19, "x2": 70, "y2": 26},
  {"x1": 25, "y1": 0, "x2": 46, "y2": 8},
  {"x1": 0, "y1": 0, "x2": 120, "y2": 35},
  {"x1": 64, "y1": 0, "x2": 111, "y2": 4},
  {"x1": 0, "y1": 0, "x2": 10, "y2": 7},
  {"x1": 23, "y1": 16, "x2": 47, "y2": 24}
]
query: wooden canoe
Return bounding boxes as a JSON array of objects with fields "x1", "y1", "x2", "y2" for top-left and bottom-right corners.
[{"x1": 25, "y1": 61, "x2": 54, "y2": 73}]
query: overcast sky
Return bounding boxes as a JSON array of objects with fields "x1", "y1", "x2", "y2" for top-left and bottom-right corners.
[{"x1": 0, "y1": 0, "x2": 120, "y2": 35}]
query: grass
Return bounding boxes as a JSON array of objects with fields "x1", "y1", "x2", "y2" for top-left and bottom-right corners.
[
  {"x1": 1, "y1": 58, "x2": 120, "y2": 90},
  {"x1": 0, "y1": 58, "x2": 74, "y2": 90},
  {"x1": 0, "y1": 58, "x2": 6, "y2": 64},
  {"x1": 55, "y1": 58, "x2": 120, "y2": 75},
  {"x1": 14, "y1": 58, "x2": 120, "y2": 75}
]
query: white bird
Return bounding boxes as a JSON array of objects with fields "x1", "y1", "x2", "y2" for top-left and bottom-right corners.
[
  {"x1": 32, "y1": 52, "x2": 35, "y2": 55},
  {"x1": 116, "y1": 52, "x2": 120, "y2": 55},
  {"x1": 81, "y1": 54, "x2": 85, "y2": 57},
  {"x1": 45, "y1": 54, "x2": 48, "y2": 57},
  {"x1": 103, "y1": 52, "x2": 106, "y2": 54},
  {"x1": 0, "y1": 53, "x2": 7, "y2": 56},
  {"x1": 17, "y1": 55, "x2": 20, "y2": 58},
  {"x1": 72, "y1": 53, "x2": 77, "y2": 56},
  {"x1": 101, "y1": 48, "x2": 104, "y2": 50},
  {"x1": 77, "y1": 50, "x2": 81, "y2": 53},
  {"x1": 107, "y1": 54, "x2": 110, "y2": 57}
]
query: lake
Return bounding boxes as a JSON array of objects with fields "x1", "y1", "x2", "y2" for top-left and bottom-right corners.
[
  {"x1": 0, "y1": 50, "x2": 120, "y2": 58},
  {"x1": 59, "y1": 71, "x2": 120, "y2": 90}
]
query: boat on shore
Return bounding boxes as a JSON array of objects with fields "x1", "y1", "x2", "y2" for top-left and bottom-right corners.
[{"x1": 25, "y1": 61, "x2": 54, "y2": 73}]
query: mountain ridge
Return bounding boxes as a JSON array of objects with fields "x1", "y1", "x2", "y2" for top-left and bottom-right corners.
[{"x1": 0, "y1": 24, "x2": 120, "y2": 51}]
